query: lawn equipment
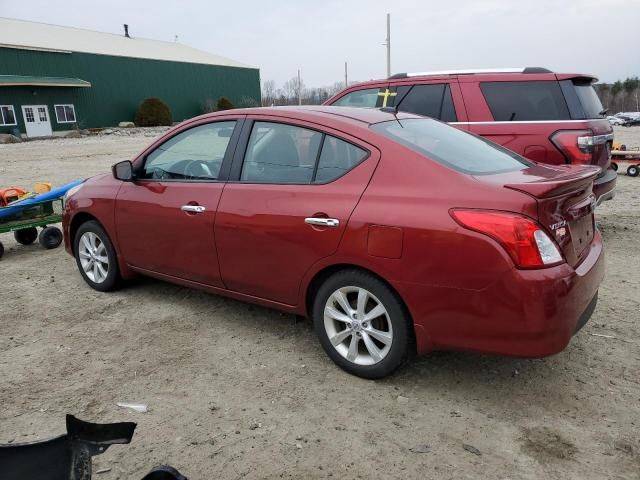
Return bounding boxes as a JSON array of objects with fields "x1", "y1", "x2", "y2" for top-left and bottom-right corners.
[
  {"x1": 611, "y1": 143, "x2": 640, "y2": 177},
  {"x1": 0, "y1": 180, "x2": 82, "y2": 259}
]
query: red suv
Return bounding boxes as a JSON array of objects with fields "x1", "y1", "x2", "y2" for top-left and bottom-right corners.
[{"x1": 325, "y1": 67, "x2": 616, "y2": 204}]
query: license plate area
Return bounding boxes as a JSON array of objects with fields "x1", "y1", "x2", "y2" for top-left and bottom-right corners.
[{"x1": 570, "y1": 213, "x2": 594, "y2": 258}]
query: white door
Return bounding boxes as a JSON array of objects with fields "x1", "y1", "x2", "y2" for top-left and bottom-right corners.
[{"x1": 22, "y1": 105, "x2": 52, "y2": 138}]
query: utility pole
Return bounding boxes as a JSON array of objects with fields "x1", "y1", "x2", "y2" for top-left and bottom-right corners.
[
  {"x1": 297, "y1": 69, "x2": 302, "y2": 106},
  {"x1": 344, "y1": 61, "x2": 348, "y2": 88},
  {"x1": 385, "y1": 13, "x2": 391, "y2": 78}
]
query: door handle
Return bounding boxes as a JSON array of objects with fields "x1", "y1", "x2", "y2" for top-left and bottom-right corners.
[
  {"x1": 305, "y1": 217, "x2": 340, "y2": 227},
  {"x1": 181, "y1": 205, "x2": 206, "y2": 213}
]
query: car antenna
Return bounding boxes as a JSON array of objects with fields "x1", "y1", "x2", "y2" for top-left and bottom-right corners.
[{"x1": 380, "y1": 106, "x2": 404, "y2": 128}]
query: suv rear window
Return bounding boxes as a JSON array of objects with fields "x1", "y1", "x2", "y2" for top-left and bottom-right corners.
[
  {"x1": 371, "y1": 118, "x2": 531, "y2": 175},
  {"x1": 480, "y1": 81, "x2": 570, "y2": 121},
  {"x1": 572, "y1": 80, "x2": 605, "y2": 118}
]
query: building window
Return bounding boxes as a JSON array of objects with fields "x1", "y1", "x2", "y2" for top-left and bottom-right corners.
[
  {"x1": 0, "y1": 105, "x2": 17, "y2": 126},
  {"x1": 54, "y1": 104, "x2": 77, "y2": 123}
]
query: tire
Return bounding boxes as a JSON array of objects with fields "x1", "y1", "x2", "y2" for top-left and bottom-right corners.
[
  {"x1": 0, "y1": 241, "x2": 4, "y2": 259},
  {"x1": 627, "y1": 165, "x2": 640, "y2": 177},
  {"x1": 74, "y1": 220, "x2": 120, "y2": 291},
  {"x1": 38, "y1": 226, "x2": 63, "y2": 249},
  {"x1": 14, "y1": 227, "x2": 38, "y2": 245},
  {"x1": 312, "y1": 269, "x2": 412, "y2": 379},
  {"x1": 611, "y1": 162, "x2": 618, "y2": 171}
]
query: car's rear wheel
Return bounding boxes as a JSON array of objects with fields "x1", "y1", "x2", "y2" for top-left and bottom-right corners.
[
  {"x1": 627, "y1": 165, "x2": 639, "y2": 177},
  {"x1": 313, "y1": 269, "x2": 412, "y2": 379},
  {"x1": 74, "y1": 221, "x2": 120, "y2": 291},
  {"x1": 611, "y1": 162, "x2": 618, "y2": 171}
]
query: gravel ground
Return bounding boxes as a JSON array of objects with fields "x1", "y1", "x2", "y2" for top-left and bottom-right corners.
[{"x1": 0, "y1": 127, "x2": 639, "y2": 479}]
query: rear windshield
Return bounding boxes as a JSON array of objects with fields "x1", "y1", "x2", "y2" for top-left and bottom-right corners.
[
  {"x1": 480, "y1": 81, "x2": 570, "y2": 121},
  {"x1": 572, "y1": 80, "x2": 605, "y2": 118},
  {"x1": 371, "y1": 118, "x2": 531, "y2": 175}
]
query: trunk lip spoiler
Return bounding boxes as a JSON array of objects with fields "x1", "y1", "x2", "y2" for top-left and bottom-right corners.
[{"x1": 504, "y1": 165, "x2": 601, "y2": 198}]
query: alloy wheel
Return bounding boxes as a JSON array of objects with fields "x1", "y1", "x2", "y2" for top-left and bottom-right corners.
[
  {"x1": 323, "y1": 286, "x2": 393, "y2": 366},
  {"x1": 78, "y1": 231, "x2": 110, "y2": 284}
]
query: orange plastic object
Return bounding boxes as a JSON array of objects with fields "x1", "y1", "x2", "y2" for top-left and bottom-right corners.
[
  {"x1": 34, "y1": 182, "x2": 52, "y2": 193},
  {"x1": 0, "y1": 187, "x2": 28, "y2": 207}
]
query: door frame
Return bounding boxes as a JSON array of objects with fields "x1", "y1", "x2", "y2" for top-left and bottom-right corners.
[{"x1": 21, "y1": 105, "x2": 53, "y2": 138}]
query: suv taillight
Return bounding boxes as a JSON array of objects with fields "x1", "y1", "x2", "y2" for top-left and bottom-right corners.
[
  {"x1": 550, "y1": 129, "x2": 594, "y2": 164},
  {"x1": 450, "y1": 209, "x2": 564, "y2": 269}
]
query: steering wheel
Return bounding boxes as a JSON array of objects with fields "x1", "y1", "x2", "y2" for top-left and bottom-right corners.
[{"x1": 183, "y1": 160, "x2": 214, "y2": 180}]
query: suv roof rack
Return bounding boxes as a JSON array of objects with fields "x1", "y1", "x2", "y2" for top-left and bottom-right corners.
[{"x1": 388, "y1": 67, "x2": 553, "y2": 79}]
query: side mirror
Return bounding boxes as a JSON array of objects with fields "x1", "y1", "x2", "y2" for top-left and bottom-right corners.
[{"x1": 112, "y1": 160, "x2": 134, "y2": 181}]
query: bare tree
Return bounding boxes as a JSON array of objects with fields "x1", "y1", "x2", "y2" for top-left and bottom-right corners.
[{"x1": 262, "y1": 80, "x2": 277, "y2": 106}]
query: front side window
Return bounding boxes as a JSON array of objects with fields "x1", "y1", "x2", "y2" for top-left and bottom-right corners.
[
  {"x1": 371, "y1": 118, "x2": 531, "y2": 175},
  {"x1": 0, "y1": 105, "x2": 17, "y2": 126},
  {"x1": 480, "y1": 81, "x2": 570, "y2": 121},
  {"x1": 240, "y1": 121, "x2": 368, "y2": 184},
  {"x1": 55, "y1": 104, "x2": 76, "y2": 123},
  {"x1": 141, "y1": 121, "x2": 236, "y2": 181},
  {"x1": 396, "y1": 84, "x2": 458, "y2": 121},
  {"x1": 332, "y1": 88, "x2": 382, "y2": 108}
]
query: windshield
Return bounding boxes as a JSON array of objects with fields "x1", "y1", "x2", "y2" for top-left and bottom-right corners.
[{"x1": 371, "y1": 118, "x2": 532, "y2": 175}]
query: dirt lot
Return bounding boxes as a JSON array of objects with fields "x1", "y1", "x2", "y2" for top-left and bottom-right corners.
[{"x1": 1, "y1": 127, "x2": 639, "y2": 479}]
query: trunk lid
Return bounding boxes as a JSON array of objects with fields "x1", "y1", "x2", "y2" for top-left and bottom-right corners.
[{"x1": 480, "y1": 163, "x2": 600, "y2": 267}]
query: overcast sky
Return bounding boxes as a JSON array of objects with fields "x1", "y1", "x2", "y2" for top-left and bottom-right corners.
[{"x1": 2, "y1": 0, "x2": 639, "y2": 88}]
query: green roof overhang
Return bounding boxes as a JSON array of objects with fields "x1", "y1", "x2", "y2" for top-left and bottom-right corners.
[{"x1": 0, "y1": 75, "x2": 91, "y2": 87}]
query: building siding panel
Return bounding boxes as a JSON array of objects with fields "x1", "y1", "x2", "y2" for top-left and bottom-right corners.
[{"x1": 0, "y1": 47, "x2": 260, "y2": 134}]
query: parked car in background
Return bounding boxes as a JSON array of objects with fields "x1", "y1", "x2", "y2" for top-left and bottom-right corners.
[
  {"x1": 325, "y1": 67, "x2": 616, "y2": 204},
  {"x1": 607, "y1": 115, "x2": 626, "y2": 126},
  {"x1": 63, "y1": 106, "x2": 604, "y2": 378}
]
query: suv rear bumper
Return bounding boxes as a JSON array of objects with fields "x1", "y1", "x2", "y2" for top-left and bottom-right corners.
[{"x1": 594, "y1": 167, "x2": 617, "y2": 205}]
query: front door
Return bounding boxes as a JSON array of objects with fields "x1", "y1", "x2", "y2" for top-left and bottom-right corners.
[
  {"x1": 22, "y1": 105, "x2": 52, "y2": 138},
  {"x1": 215, "y1": 119, "x2": 379, "y2": 305},
  {"x1": 114, "y1": 120, "x2": 240, "y2": 287}
]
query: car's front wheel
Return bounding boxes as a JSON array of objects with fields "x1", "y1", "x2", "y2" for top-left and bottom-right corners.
[
  {"x1": 74, "y1": 220, "x2": 120, "y2": 291},
  {"x1": 313, "y1": 269, "x2": 412, "y2": 379}
]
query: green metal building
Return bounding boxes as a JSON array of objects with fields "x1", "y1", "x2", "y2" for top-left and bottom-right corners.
[{"x1": 0, "y1": 18, "x2": 260, "y2": 138}]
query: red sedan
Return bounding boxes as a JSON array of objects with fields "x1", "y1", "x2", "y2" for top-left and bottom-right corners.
[{"x1": 62, "y1": 106, "x2": 604, "y2": 378}]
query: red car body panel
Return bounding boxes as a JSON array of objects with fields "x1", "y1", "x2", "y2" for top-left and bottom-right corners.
[{"x1": 63, "y1": 106, "x2": 604, "y2": 359}]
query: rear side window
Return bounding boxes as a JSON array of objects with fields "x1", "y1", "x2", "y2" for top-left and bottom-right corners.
[
  {"x1": 371, "y1": 118, "x2": 531, "y2": 175},
  {"x1": 332, "y1": 88, "x2": 381, "y2": 108},
  {"x1": 240, "y1": 121, "x2": 368, "y2": 184},
  {"x1": 396, "y1": 84, "x2": 457, "y2": 121},
  {"x1": 480, "y1": 81, "x2": 570, "y2": 121},
  {"x1": 242, "y1": 122, "x2": 322, "y2": 183},
  {"x1": 315, "y1": 137, "x2": 368, "y2": 183}
]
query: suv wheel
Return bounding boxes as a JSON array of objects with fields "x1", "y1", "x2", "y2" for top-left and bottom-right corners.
[
  {"x1": 74, "y1": 221, "x2": 120, "y2": 291},
  {"x1": 313, "y1": 269, "x2": 411, "y2": 379},
  {"x1": 627, "y1": 165, "x2": 639, "y2": 177}
]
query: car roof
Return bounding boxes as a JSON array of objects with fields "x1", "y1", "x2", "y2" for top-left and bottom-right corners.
[
  {"x1": 198, "y1": 105, "x2": 423, "y2": 126},
  {"x1": 332, "y1": 69, "x2": 597, "y2": 89}
]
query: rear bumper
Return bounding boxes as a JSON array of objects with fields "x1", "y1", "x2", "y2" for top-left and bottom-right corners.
[
  {"x1": 400, "y1": 230, "x2": 605, "y2": 357},
  {"x1": 593, "y1": 167, "x2": 617, "y2": 204}
]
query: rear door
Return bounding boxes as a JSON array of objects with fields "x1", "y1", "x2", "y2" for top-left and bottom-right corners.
[{"x1": 214, "y1": 117, "x2": 379, "y2": 305}]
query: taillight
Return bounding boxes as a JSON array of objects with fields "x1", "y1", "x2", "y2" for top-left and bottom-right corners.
[
  {"x1": 450, "y1": 209, "x2": 564, "y2": 269},
  {"x1": 550, "y1": 129, "x2": 594, "y2": 164}
]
